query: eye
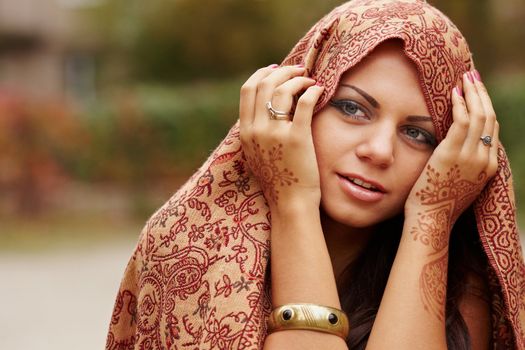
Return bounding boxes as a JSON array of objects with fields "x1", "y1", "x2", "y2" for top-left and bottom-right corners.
[
  {"x1": 329, "y1": 99, "x2": 368, "y2": 120},
  {"x1": 402, "y1": 126, "x2": 437, "y2": 147}
]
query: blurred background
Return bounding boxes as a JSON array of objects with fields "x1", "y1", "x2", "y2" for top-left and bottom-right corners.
[{"x1": 0, "y1": 0, "x2": 523, "y2": 349}]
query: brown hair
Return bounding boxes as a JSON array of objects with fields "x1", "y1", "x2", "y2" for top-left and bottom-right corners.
[{"x1": 337, "y1": 208, "x2": 489, "y2": 349}]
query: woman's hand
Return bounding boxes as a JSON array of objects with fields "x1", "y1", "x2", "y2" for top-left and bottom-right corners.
[
  {"x1": 406, "y1": 70, "x2": 499, "y2": 232},
  {"x1": 239, "y1": 64, "x2": 325, "y2": 214}
]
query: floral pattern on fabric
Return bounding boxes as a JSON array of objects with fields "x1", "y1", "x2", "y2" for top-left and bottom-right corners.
[{"x1": 107, "y1": 1, "x2": 525, "y2": 348}]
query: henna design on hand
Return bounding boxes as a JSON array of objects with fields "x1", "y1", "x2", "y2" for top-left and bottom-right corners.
[
  {"x1": 419, "y1": 250, "x2": 448, "y2": 322},
  {"x1": 411, "y1": 164, "x2": 486, "y2": 249},
  {"x1": 245, "y1": 139, "x2": 298, "y2": 205},
  {"x1": 411, "y1": 203, "x2": 451, "y2": 252},
  {"x1": 415, "y1": 164, "x2": 486, "y2": 224},
  {"x1": 410, "y1": 164, "x2": 487, "y2": 321}
]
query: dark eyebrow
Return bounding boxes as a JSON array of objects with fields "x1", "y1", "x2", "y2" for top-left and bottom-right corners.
[
  {"x1": 407, "y1": 115, "x2": 433, "y2": 123},
  {"x1": 340, "y1": 84, "x2": 380, "y2": 109},
  {"x1": 339, "y1": 84, "x2": 433, "y2": 123}
]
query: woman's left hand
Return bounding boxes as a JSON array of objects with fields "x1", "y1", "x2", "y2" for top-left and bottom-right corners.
[{"x1": 405, "y1": 70, "x2": 499, "y2": 229}]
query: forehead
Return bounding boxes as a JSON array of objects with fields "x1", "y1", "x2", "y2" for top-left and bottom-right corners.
[
  {"x1": 334, "y1": 42, "x2": 434, "y2": 129},
  {"x1": 337, "y1": 43, "x2": 424, "y2": 102},
  {"x1": 339, "y1": 40, "x2": 418, "y2": 84},
  {"x1": 297, "y1": 5, "x2": 473, "y2": 140}
]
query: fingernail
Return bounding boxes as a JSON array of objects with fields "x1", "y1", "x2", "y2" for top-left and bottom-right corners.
[
  {"x1": 295, "y1": 64, "x2": 305, "y2": 68},
  {"x1": 454, "y1": 86, "x2": 463, "y2": 97},
  {"x1": 465, "y1": 71, "x2": 474, "y2": 83},
  {"x1": 472, "y1": 69, "x2": 482, "y2": 82},
  {"x1": 268, "y1": 64, "x2": 279, "y2": 68}
]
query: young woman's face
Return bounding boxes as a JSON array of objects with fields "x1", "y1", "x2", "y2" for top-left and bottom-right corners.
[{"x1": 312, "y1": 41, "x2": 436, "y2": 228}]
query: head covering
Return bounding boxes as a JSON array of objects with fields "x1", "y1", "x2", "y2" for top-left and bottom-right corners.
[{"x1": 106, "y1": 1, "x2": 525, "y2": 349}]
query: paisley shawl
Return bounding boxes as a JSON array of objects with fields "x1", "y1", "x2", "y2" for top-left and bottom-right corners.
[{"x1": 106, "y1": 1, "x2": 525, "y2": 348}]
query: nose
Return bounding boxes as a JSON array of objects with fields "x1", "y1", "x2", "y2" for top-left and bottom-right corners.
[{"x1": 355, "y1": 122, "x2": 395, "y2": 168}]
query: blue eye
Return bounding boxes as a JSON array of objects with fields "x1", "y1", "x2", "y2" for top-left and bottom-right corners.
[
  {"x1": 329, "y1": 99, "x2": 368, "y2": 120},
  {"x1": 403, "y1": 126, "x2": 437, "y2": 147}
]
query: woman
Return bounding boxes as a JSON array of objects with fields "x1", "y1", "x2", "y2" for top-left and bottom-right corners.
[{"x1": 106, "y1": 0, "x2": 525, "y2": 349}]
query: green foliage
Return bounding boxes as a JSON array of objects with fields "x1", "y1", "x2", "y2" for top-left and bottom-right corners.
[
  {"x1": 90, "y1": 0, "x2": 525, "y2": 84},
  {"x1": 92, "y1": 0, "x2": 342, "y2": 83},
  {"x1": 1, "y1": 79, "x2": 242, "y2": 215},
  {"x1": 488, "y1": 74, "x2": 525, "y2": 218},
  {"x1": 78, "y1": 79, "x2": 241, "y2": 185}
]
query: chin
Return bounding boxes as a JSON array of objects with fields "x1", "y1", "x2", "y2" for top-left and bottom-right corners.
[{"x1": 320, "y1": 200, "x2": 402, "y2": 230}]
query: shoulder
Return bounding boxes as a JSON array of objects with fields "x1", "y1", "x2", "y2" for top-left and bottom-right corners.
[{"x1": 458, "y1": 272, "x2": 492, "y2": 350}]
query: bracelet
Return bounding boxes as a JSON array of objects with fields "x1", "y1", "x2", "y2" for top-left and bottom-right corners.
[{"x1": 266, "y1": 303, "x2": 350, "y2": 340}]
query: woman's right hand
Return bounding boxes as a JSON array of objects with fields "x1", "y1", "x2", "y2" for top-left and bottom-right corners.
[{"x1": 239, "y1": 64, "x2": 325, "y2": 215}]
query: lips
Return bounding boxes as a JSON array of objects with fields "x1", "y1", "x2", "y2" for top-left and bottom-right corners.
[
  {"x1": 338, "y1": 174, "x2": 386, "y2": 193},
  {"x1": 345, "y1": 177, "x2": 379, "y2": 191},
  {"x1": 337, "y1": 173, "x2": 386, "y2": 203}
]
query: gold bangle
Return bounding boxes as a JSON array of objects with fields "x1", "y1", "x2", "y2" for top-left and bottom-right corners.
[{"x1": 266, "y1": 303, "x2": 350, "y2": 341}]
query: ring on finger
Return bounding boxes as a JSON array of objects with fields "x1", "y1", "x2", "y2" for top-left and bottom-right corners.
[
  {"x1": 480, "y1": 135, "x2": 492, "y2": 147},
  {"x1": 266, "y1": 101, "x2": 291, "y2": 121}
]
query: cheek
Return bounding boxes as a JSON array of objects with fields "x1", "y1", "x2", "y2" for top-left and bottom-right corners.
[
  {"x1": 397, "y1": 154, "x2": 430, "y2": 194},
  {"x1": 311, "y1": 118, "x2": 331, "y2": 168},
  {"x1": 312, "y1": 126, "x2": 346, "y2": 179}
]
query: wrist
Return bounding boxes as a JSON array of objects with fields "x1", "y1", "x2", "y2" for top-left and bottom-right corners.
[
  {"x1": 270, "y1": 198, "x2": 320, "y2": 224},
  {"x1": 404, "y1": 192, "x2": 424, "y2": 213},
  {"x1": 402, "y1": 205, "x2": 452, "y2": 246},
  {"x1": 403, "y1": 203, "x2": 421, "y2": 220}
]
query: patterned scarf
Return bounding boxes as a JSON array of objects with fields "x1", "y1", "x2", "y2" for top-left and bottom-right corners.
[{"x1": 106, "y1": 1, "x2": 525, "y2": 348}]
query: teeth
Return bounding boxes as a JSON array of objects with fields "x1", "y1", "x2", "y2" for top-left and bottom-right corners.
[{"x1": 349, "y1": 177, "x2": 378, "y2": 191}]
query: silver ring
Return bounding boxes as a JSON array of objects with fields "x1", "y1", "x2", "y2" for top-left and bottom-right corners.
[
  {"x1": 266, "y1": 101, "x2": 291, "y2": 121},
  {"x1": 480, "y1": 135, "x2": 492, "y2": 146}
]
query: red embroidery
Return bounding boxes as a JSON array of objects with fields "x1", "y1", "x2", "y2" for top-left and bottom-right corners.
[{"x1": 107, "y1": 1, "x2": 525, "y2": 348}]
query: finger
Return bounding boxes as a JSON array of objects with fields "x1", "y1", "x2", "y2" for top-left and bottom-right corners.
[
  {"x1": 442, "y1": 86, "x2": 469, "y2": 150},
  {"x1": 292, "y1": 85, "x2": 325, "y2": 131},
  {"x1": 254, "y1": 66, "x2": 306, "y2": 126},
  {"x1": 463, "y1": 71, "x2": 488, "y2": 153},
  {"x1": 271, "y1": 76, "x2": 316, "y2": 118},
  {"x1": 239, "y1": 64, "x2": 278, "y2": 132},
  {"x1": 487, "y1": 121, "x2": 500, "y2": 177},
  {"x1": 472, "y1": 70, "x2": 497, "y2": 156}
]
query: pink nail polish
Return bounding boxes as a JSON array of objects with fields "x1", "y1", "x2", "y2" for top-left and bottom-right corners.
[
  {"x1": 454, "y1": 86, "x2": 463, "y2": 97},
  {"x1": 295, "y1": 63, "x2": 305, "y2": 68},
  {"x1": 268, "y1": 64, "x2": 279, "y2": 68},
  {"x1": 466, "y1": 71, "x2": 474, "y2": 83},
  {"x1": 472, "y1": 69, "x2": 482, "y2": 82}
]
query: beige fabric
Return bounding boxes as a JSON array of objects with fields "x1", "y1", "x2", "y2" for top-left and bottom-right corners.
[{"x1": 106, "y1": 1, "x2": 525, "y2": 349}]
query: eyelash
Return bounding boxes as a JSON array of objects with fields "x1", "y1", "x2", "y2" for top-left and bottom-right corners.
[
  {"x1": 329, "y1": 99, "x2": 437, "y2": 147},
  {"x1": 402, "y1": 127, "x2": 437, "y2": 147},
  {"x1": 329, "y1": 99, "x2": 368, "y2": 120}
]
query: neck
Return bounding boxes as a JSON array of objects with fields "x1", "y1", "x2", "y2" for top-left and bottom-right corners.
[{"x1": 320, "y1": 208, "x2": 374, "y2": 281}]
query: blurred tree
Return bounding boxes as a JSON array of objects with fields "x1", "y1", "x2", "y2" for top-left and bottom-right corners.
[
  {"x1": 0, "y1": 96, "x2": 86, "y2": 216},
  {"x1": 431, "y1": 0, "x2": 525, "y2": 76},
  {"x1": 91, "y1": 0, "x2": 342, "y2": 83},
  {"x1": 89, "y1": 0, "x2": 525, "y2": 84}
]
